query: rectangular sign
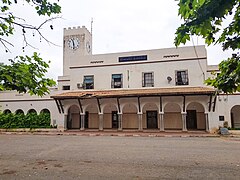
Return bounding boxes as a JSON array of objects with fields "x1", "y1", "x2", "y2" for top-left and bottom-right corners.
[{"x1": 119, "y1": 55, "x2": 147, "y2": 62}]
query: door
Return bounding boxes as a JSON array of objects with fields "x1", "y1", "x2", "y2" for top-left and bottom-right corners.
[
  {"x1": 187, "y1": 110, "x2": 197, "y2": 129},
  {"x1": 84, "y1": 111, "x2": 89, "y2": 128},
  {"x1": 112, "y1": 111, "x2": 118, "y2": 128},
  {"x1": 71, "y1": 113, "x2": 80, "y2": 129},
  {"x1": 147, "y1": 111, "x2": 158, "y2": 129}
]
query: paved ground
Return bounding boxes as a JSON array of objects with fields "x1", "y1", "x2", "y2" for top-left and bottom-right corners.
[{"x1": 0, "y1": 135, "x2": 240, "y2": 179}]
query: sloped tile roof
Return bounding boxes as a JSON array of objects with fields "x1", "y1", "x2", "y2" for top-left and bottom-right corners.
[{"x1": 51, "y1": 86, "x2": 215, "y2": 99}]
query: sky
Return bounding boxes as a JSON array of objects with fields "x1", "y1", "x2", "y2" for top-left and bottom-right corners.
[{"x1": 0, "y1": 0, "x2": 235, "y2": 80}]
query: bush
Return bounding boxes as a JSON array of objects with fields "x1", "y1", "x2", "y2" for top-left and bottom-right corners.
[
  {"x1": 0, "y1": 112, "x2": 51, "y2": 129},
  {"x1": 228, "y1": 127, "x2": 240, "y2": 130}
]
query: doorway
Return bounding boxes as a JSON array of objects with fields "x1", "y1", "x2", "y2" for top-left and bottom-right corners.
[
  {"x1": 147, "y1": 111, "x2": 158, "y2": 129},
  {"x1": 67, "y1": 105, "x2": 80, "y2": 129},
  {"x1": 84, "y1": 111, "x2": 89, "y2": 128},
  {"x1": 112, "y1": 111, "x2": 118, "y2": 128},
  {"x1": 186, "y1": 110, "x2": 197, "y2": 129}
]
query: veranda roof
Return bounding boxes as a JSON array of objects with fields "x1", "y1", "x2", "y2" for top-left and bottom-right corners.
[{"x1": 51, "y1": 86, "x2": 215, "y2": 99}]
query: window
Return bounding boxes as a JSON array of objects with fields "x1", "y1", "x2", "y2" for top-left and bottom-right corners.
[
  {"x1": 83, "y1": 75, "x2": 94, "y2": 89},
  {"x1": 111, "y1": 74, "x2": 123, "y2": 88},
  {"x1": 142, "y1": 72, "x2": 154, "y2": 87},
  {"x1": 175, "y1": 70, "x2": 189, "y2": 85},
  {"x1": 62, "y1": 85, "x2": 70, "y2": 90}
]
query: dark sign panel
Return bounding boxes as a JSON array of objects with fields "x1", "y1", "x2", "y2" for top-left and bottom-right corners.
[
  {"x1": 119, "y1": 55, "x2": 147, "y2": 62},
  {"x1": 219, "y1": 116, "x2": 225, "y2": 121}
]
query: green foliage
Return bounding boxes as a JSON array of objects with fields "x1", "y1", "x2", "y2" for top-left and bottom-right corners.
[
  {"x1": 228, "y1": 127, "x2": 240, "y2": 130},
  {"x1": 206, "y1": 54, "x2": 240, "y2": 93},
  {"x1": 175, "y1": 0, "x2": 239, "y2": 49},
  {"x1": 0, "y1": 112, "x2": 51, "y2": 128},
  {"x1": 175, "y1": 0, "x2": 240, "y2": 93},
  {"x1": 0, "y1": 0, "x2": 61, "y2": 37},
  {"x1": 0, "y1": 52, "x2": 56, "y2": 96},
  {"x1": 0, "y1": 0, "x2": 61, "y2": 96}
]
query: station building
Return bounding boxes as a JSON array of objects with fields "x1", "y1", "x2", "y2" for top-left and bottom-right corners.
[{"x1": 1, "y1": 26, "x2": 240, "y2": 132}]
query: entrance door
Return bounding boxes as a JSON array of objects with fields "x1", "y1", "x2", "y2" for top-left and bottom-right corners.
[
  {"x1": 187, "y1": 110, "x2": 197, "y2": 129},
  {"x1": 84, "y1": 111, "x2": 89, "y2": 128},
  {"x1": 71, "y1": 113, "x2": 80, "y2": 129},
  {"x1": 112, "y1": 111, "x2": 118, "y2": 128},
  {"x1": 147, "y1": 111, "x2": 158, "y2": 129}
]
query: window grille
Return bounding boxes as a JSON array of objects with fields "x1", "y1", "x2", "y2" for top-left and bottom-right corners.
[
  {"x1": 175, "y1": 70, "x2": 189, "y2": 85},
  {"x1": 83, "y1": 75, "x2": 94, "y2": 89},
  {"x1": 142, "y1": 72, "x2": 154, "y2": 87},
  {"x1": 111, "y1": 74, "x2": 123, "y2": 88}
]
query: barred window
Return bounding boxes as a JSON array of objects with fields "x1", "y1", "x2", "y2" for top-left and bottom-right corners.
[
  {"x1": 142, "y1": 72, "x2": 154, "y2": 87},
  {"x1": 111, "y1": 74, "x2": 123, "y2": 88},
  {"x1": 83, "y1": 75, "x2": 94, "y2": 89},
  {"x1": 175, "y1": 70, "x2": 189, "y2": 85}
]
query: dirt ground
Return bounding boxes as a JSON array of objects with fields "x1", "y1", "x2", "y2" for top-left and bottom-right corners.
[{"x1": 0, "y1": 134, "x2": 240, "y2": 179}]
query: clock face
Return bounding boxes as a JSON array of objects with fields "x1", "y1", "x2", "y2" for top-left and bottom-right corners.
[
  {"x1": 86, "y1": 41, "x2": 91, "y2": 53},
  {"x1": 67, "y1": 37, "x2": 80, "y2": 50}
]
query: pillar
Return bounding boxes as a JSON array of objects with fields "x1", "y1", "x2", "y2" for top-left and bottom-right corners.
[
  {"x1": 80, "y1": 113, "x2": 85, "y2": 131},
  {"x1": 182, "y1": 112, "x2": 187, "y2": 132},
  {"x1": 159, "y1": 112, "x2": 164, "y2": 132},
  {"x1": 205, "y1": 113, "x2": 210, "y2": 132},
  {"x1": 64, "y1": 114, "x2": 68, "y2": 130},
  {"x1": 118, "y1": 113, "x2": 122, "y2": 131},
  {"x1": 99, "y1": 113, "x2": 104, "y2": 131},
  {"x1": 138, "y1": 112, "x2": 143, "y2": 131}
]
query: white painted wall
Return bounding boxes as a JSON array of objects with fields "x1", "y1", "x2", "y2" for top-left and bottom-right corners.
[{"x1": 2, "y1": 26, "x2": 240, "y2": 132}]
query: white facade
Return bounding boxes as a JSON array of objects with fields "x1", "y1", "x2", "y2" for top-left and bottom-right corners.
[{"x1": 1, "y1": 26, "x2": 240, "y2": 132}]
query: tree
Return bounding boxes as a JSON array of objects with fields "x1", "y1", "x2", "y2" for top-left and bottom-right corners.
[
  {"x1": 175, "y1": 0, "x2": 240, "y2": 93},
  {"x1": 0, "y1": 0, "x2": 61, "y2": 96}
]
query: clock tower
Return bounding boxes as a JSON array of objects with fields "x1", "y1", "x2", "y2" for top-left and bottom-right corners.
[{"x1": 63, "y1": 26, "x2": 92, "y2": 76}]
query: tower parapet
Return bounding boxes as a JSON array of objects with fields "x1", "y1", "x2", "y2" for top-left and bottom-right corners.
[{"x1": 63, "y1": 25, "x2": 92, "y2": 76}]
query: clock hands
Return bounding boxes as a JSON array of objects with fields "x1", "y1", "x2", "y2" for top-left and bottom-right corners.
[
  {"x1": 72, "y1": 39, "x2": 75, "y2": 49},
  {"x1": 67, "y1": 37, "x2": 80, "y2": 50}
]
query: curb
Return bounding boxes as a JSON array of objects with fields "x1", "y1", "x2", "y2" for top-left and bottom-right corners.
[{"x1": 0, "y1": 131, "x2": 225, "y2": 138}]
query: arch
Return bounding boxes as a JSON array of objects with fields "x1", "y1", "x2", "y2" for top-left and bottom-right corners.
[
  {"x1": 3, "y1": 109, "x2": 11, "y2": 114},
  {"x1": 231, "y1": 105, "x2": 240, "y2": 128},
  {"x1": 103, "y1": 103, "x2": 118, "y2": 113},
  {"x1": 84, "y1": 103, "x2": 99, "y2": 113},
  {"x1": 186, "y1": 102, "x2": 205, "y2": 112},
  {"x1": 85, "y1": 103, "x2": 99, "y2": 129},
  {"x1": 15, "y1": 109, "x2": 24, "y2": 114},
  {"x1": 27, "y1": 109, "x2": 37, "y2": 114},
  {"x1": 122, "y1": 103, "x2": 138, "y2": 113},
  {"x1": 67, "y1": 105, "x2": 80, "y2": 129},
  {"x1": 103, "y1": 104, "x2": 118, "y2": 129},
  {"x1": 40, "y1": 108, "x2": 50, "y2": 114},
  {"x1": 164, "y1": 103, "x2": 181, "y2": 112},
  {"x1": 186, "y1": 102, "x2": 206, "y2": 130},
  {"x1": 122, "y1": 103, "x2": 138, "y2": 129},
  {"x1": 164, "y1": 103, "x2": 182, "y2": 130},
  {"x1": 142, "y1": 103, "x2": 158, "y2": 113},
  {"x1": 142, "y1": 103, "x2": 159, "y2": 129}
]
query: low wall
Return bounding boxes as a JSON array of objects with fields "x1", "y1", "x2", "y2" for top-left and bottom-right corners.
[
  {"x1": 0, "y1": 128, "x2": 59, "y2": 132},
  {"x1": 229, "y1": 130, "x2": 240, "y2": 135}
]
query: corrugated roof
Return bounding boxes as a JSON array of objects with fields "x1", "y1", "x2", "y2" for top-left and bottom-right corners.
[{"x1": 51, "y1": 86, "x2": 215, "y2": 99}]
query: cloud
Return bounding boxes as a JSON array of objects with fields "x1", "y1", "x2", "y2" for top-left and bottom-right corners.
[{"x1": 0, "y1": 0, "x2": 236, "y2": 80}]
